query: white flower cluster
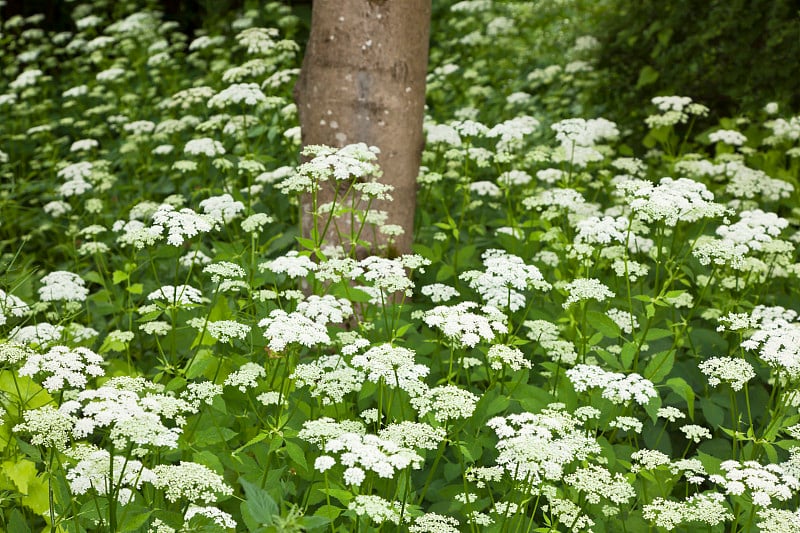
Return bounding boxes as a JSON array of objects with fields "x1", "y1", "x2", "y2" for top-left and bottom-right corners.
[
  {"x1": 314, "y1": 431, "x2": 423, "y2": 486},
  {"x1": 460, "y1": 249, "x2": 550, "y2": 311},
  {"x1": 698, "y1": 356, "x2": 755, "y2": 390},
  {"x1": 278, "y1": 143, "x2": 381, "y2": 194},
  {"x1": 0, "y1": 289, "x2": 30, "y2": 325},
  {"x1": 627, "y1": 177, "x2": 727, "y2": 227},
  {"x1": 259, "y1": 250, "x2": 316, "y2": 278},
  {"x1": 38, "y1": 271, "x2": 89, "y2": 302},
  {"x1": 524, "y1": 319, "x2": 578, "y2": 365},
  {"x1": 224, "y1": 362, "x2": 266, "y2": 392},
  {"x1": 258, "y1": 309, "x2": 330, "y2": 352},
  {"x1": 566, "y1": 364, "x2": 657, "y2": 405},
  {"x1": 151, "y1": 461, "x2": 233, "y2": 503},
  {"x1": 410, "y1": 384, "x2": 479, "y2": 422},
  {"x1": 151, "y1": 204, "x2": 214, "y2": 246},
  {"x1": 348, "y1": 495, "x2": 402, "y2": 526},
  {"x1": 710, "y1": 459, "x2": 800, "y2": 507},
  {"x1": 645, "y1": 95, "x2": 709, "y2": 128},
  {"x1": 564, "y1": 464, "x2": 636, "y2": 504},
  {"x1": 18, "y1": 345, "x2": 104, "y2": 392},
  {"x1": 207, "y1": 82, "x2": 267, "y2": 108},
  {"x1": 296, "y1": 295, "x2": 353, "y2": 325},
  {"x1": 709, "y1": 129, "x2": 747, "y2": 146},
  {"x1": 741, "y1": 307, "x2": 800, "y2": 378},
  {"x1": 560, "y1": 278, "x2": 614, "y2": 309},
  {"x1": 643, "y1": 493, "x2": 732, "y2": 530},
  {"x1": 715, "y1": 209, "x2": 788, "y2": 252},
  {"x1": 67, "y1": 446, "x2": 156, "y2": 504},
  {"x1": 551, "y1": 117, "x2": 618, "y2": 167},
  {"x1": 291, "y1": 354, "x2": 364, "y2": 405},
  {"x1": 199, "y1": 193, "x2": 245, "y2": 226},
  {"x1": 184, "y1": 137, "x2": 225, "y2": 157},
  {"x1": 486, "y1": 344, "x2": 531, "y2": 371},
  {"x1": 487, "y1": 405, "x2": 602, "y2": 484},
  {"x1": 423, "y1": 301, "x2": 507, "y2": 347},
  {"x1": 147, "y1": 284, "x2": 204, "y2": 305},
  {"x1": 351, "y1": 344, "x2": 428, "y2": 394}
]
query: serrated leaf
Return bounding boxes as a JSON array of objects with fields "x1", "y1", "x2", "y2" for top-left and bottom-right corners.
[{"x1": 240, "y1": 477, "x2": 278, "y2": 528}]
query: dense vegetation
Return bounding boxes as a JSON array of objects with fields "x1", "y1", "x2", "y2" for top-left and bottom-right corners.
[{"x1": 1, "y1": 1, "x2": 800, "y2": 532}]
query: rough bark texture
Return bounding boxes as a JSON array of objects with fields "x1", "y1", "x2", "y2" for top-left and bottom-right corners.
[{"x1": 294, "y1": 0, "x2": 431, "y2": 257}]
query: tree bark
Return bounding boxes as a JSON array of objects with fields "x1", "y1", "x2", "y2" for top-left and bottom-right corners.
[{"x1": 294, "y1": 0, "x2": 431, "y2": 257}]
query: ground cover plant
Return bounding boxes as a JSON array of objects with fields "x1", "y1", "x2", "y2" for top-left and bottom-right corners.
[{"x1": 2, "y1": 0, "x2": 800, "y2": 531}]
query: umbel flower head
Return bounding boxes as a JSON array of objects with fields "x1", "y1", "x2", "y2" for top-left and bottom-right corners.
[{"x1": 278, "y1": 143, "x2": 381, "y2": 194}]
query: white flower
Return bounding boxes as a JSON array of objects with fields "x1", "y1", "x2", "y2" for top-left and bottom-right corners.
[
  {"x1": 38, "y1": 271, "x2": 89, "y2": 302},
  {"x1": 152, "y1": 462, "x2": 233, "y2": 503},
  {"x1": 18, "y1": 345, "x2": 104, "y2": 392},
  {"x1": 709, "y1": 129, "x2": 747, "y2": 146},
  {"x1": 487, "y1": 344, "x2": 531, "y2": 371},
  {"x1": 224, "y1": 362, "x2": 266, "y2": 392},
  {"x1": 259, "y1": 250, "x2": 317, "y2": 278},
  {"x1": 698, "y1": 357, "x2": 755, "y2": 391},
  {"x1": 411, "y1": 384, "x2": 479, "y2": 422},
  {"x1": 561, "y1": 278, "x2": 614, "y2": 308},
  {"x1": 258, "y1": 309, "x2": 330, "y2": 352},
  {"x1": 423, "y1": 301, "x2": 507, "y2": 347},
  {"x1": 348, "y1": 495, "x2": 402, "y2": 525},
  {"x1": 420, "y1": 283, "x2": 459, "y2": 303},
  {"x1": 184, "y1": 506, "x2": 237, "y2": 529},
  {"x1": 147, "y1": 284, "x2": 204, "y2": 305},
  {"x1": 351, "y1": 344, "x2": 428, "y2": 393},
  {"x1": 296, "y1": 295, "x2": 353, "y2": 325},
  {"x1": 208, "y1": 83, "x2": 267, "y2": 108},
  {"x1": 150, "y1": 204, "x2": 214, "y2": 246},
  {"x1": 184, "y1": 137, "x2": 226, "y2": 157}
]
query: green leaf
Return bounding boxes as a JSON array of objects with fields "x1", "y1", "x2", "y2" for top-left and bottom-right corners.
[
  {"x1": 8, "y1": 509, "x2": 31, "y2": 533},
  {"x1": 636, "y1": 65, "x2": 659, "y2": 88},
  {"x1": 586, "y1": 310, "x2": 620, "y2": 338},
  {"x1": 112, "y1": 270, "x2": 128, "y2": 284},
  {"x1": 319, "y1": 488, "x2": 353, "y2": 506},
  {"x1": 643, "y1": 350, "x2": 674, "y2": 383},
  {"x1": 240, "y1": 477, "x2": 278, "y2": 528},
  {"x1": 645, "y1": 328, "x2": 672, "y2": 341},
  {"x1": 284, "y1": 440, "x2": 308, "y2": 472},
  {"x1": 295, "y1": 236, "x2": 316, "y2": 251},
  {"x1": 620, "y1": 342, "x2": 637, "y2": 370},
  {"x1": 666, "y1": 377, "x2": 695, "y2": 419},
  {"x1": 313, "y1": 505, "x2": 342, "y2": 520},
  {"x1": 119, "y1": 507, "x2": 152, "y2": 532}
]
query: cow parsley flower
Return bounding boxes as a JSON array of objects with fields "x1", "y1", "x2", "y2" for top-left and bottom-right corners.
[
  {"x1": 460, "y1": 249, "x2": 551, "y2": 311},
  {"x1": 698, "y1": 357, "x2": 755, "y2": 390},
  {"x1": 351, "y1": 344, "x2": 428, "y2": 393},
  {"x1": 147, "y1": 284, "x2": 204, "y2": 305},
  {"x1": 208, "y1": 83, "x2": 267, "y2": 108},
  {"x1": 19, "y1": 345, "x2": 104, "y2": 392},
  {"x1": 13, "y1": 405, "x2": 76, "y2": 449},
  {"x1": 259, "y1": 250, "x2": 317, "y2": 278},
  {"x1": 348, "y1": 495, "x2": 402, "y2": 525},
  {"x1": 487, "y1": 344, "x2": 531, "y2": 371},
  {"x1": 151, "y1": 462, "x2": 233, "y2": 503},
  {"x1": 199, "y1": 193, "x2": 244, "y2": 226},
  {"x1": 566, "y1": 364, "x2": 656, "y2": 405},
  {"x1": 423, "y1": 301, "x2": 507, "y2": 347},
  {"x1": 258, "y1": 309, "x2": 330, "y2": 352},
  {"x1": 38, "y1": 271, "x2": 89, "y2": 302},
  {"x1": 296, "y1": 295, "x2": 353, "y2": 325},
  {"x1": 409, "y1": 513, "x2": 460, "y2": 533},
  {"x1": 224, "y1": 362, "x2": 266, "y2": 392},
  {"x1": 150, "y1": 204, "x2": 214, "y2": 246},
  {"x1": 627, "y1": 177, "x2": 727, "y2": 226},
  {"x1": 411, "y1": 384, "x2": 479, "y2": 422},
  {"x1": 292, "y1": 354, "x2": 364, "y2": 405},
  {"x1": 680, "y1": 424, "x2": 712, "y2": 443},
  {"x1": 184, "y1": 506, "x2": 237, "y2": 529},
  {"x1": 561, "y1": 278, "x2": 614, "y2": 308}
]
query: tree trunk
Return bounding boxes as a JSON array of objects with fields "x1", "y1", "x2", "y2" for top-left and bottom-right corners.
[{"x1": 294, "y1": 0, "x2": 431, "y2": 257}]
